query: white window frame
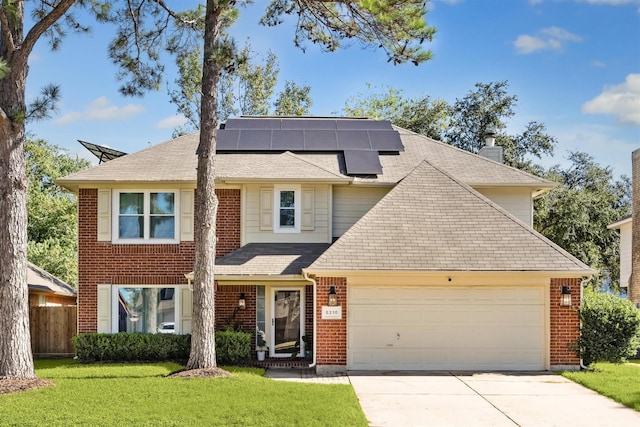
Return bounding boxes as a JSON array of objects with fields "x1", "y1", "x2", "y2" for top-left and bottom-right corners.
[
  {"x1": 273, "y1": 184, "x2": 301, "y2": 233},
  {"x1": 112, "y1": 190, "x2": 180, "y2": 244},
  {"x1": 110, "y1": 285, "x2": 183, "y2": 334}
]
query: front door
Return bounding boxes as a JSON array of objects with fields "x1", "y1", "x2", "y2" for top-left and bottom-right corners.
[{"x1": 271, "y1": 288, "x2": 303, "y2": 358}]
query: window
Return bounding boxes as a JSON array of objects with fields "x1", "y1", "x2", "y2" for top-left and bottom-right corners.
[
  {"x1": 114, "y1": 190, "x2": 178, "y2": 243},
  {"x1": 115, "y1": 287, "x2": 177, "y2": 333},
  {"x1": 273, "y1": 185, "x2": 301, "y2": 233}
]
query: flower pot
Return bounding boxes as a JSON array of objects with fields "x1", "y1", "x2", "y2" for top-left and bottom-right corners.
[{"x1": 257, "y1": 350, "x2": 266, "y2": 361}]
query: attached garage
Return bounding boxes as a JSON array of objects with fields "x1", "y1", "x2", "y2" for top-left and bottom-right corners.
[{"x1": 348, "y1": 285, "x2": 547, "y2": 371}]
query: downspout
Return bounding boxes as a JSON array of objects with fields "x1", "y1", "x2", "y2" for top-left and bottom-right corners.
[{"x1": 303, "y1": 271, "x2": 317, "y2": 368}]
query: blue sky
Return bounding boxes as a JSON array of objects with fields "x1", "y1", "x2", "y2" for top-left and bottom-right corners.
[{"x1": 26, "y1": 0, "x2": 640, "y2": 178}]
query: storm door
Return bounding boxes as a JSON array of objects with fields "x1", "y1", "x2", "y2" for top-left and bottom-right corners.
[{"x1": 271, "y1": 288, "x2": 303, "y2": 358}]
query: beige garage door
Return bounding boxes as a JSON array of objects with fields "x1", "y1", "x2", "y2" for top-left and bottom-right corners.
[{"x1": 348, "y1": 285, "x2": 546, "y2": 371}]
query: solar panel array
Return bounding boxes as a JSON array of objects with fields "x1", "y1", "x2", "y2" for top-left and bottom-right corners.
[
  {"x1": 78, "y1": 140, "x2": 127, "y2": 164},
  {"x1": 217, "y1": 117, "x2": 404, "y2": 175}
]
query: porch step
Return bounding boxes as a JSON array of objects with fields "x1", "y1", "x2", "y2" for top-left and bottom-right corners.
[{"x1": 252, "y1": 358, "x2": 311, "y2": 369}]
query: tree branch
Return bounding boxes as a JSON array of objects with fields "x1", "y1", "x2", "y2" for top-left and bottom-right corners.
[
  {"x1": 19, "y1": 0, "x2": 77, "y2": 66},
  {"x1": 150, "y1": 0, "x2": 198, "y2": 26}
]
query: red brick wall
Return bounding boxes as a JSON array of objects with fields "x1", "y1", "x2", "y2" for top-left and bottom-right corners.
[
  {"x1": 214, "y1": 284, "x2": 256, "y2": 335},
  {"x1": 315, "y1": 277, "x2": 347, "y2": 366},
  {"x1": 78, "y1": 188, "x2": 241, "y2": 333},
  {"x1": 550, "y1": 278, "x2": 581, "y2": 366}
]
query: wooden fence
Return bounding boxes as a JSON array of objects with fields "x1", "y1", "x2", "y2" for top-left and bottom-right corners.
[{"x1": 29, "y1": 306, "x2": 77, "y2": 356}]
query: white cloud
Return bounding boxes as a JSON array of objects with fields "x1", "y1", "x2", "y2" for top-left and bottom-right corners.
[
  {"x1": 54, "y1": 96, "x2": 145, "y2": 124},
  {"x1": 529, "y1": 0, "x2": 544, "y2": 4},
  {"x1": 514, "y1": 27, "x2": 583, "y2": 54},
  {"x1": 582, "y1": 73, "x2": 640, "y2": 125},
  {"x1": 591, "y1": 60, "x2": 607, "y2": 68},
  {"x1": 155, "y1": 115, "x2": 189, "y2": 129}
]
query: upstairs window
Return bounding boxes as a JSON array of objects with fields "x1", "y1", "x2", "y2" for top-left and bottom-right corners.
[
  {"x1": 274, "y1": 185, "x2": 301, "y2": 233},
  {"x1": 114, "y1": 191, "x2": 178, "y2": 243}
]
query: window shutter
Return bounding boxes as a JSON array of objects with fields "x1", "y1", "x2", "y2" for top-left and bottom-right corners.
[
  {"x1": 180, "y1": 286, "x2": 193, "y2": 334},
  {"x1": 301, "y1": 188, "x2": 315, "y2": 230},
  {"x1": 260, "y1": 188, "x2": 273, "y2": 231},
  {"x1": 97, "y1": 284, "x2": 112, "y2": 333},
  {"x1": 180, "y1": 189, "x2": 194, "y2": 241},
  {"x1": 97, "y1": 190, "x2": 111, "y2": 241}
]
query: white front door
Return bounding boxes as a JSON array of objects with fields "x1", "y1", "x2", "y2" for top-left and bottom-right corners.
[{"x1": 271, "y1": 287, "x2": 304, "y2": 358}]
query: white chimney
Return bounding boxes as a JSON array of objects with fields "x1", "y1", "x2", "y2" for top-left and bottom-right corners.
[{"x1": 478, "y1": 129, "x2": 503, "y2": 163}]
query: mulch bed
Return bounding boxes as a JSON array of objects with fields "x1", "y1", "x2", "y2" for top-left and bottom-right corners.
[
  {"x1": 168, "y1": 367, "x2": 234, "y2": 378},
  {"x1": 0, "y1": 378, "x2": 54, "y2": 395}
]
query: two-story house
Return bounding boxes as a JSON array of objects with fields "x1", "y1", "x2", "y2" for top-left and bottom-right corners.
[{"x1": 58, "y1": 117, "x2": 593, "y2": 373}]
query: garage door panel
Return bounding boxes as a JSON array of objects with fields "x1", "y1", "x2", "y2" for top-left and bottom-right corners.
[{"x1": 348, "y1": 285, "x2": 546, "y2": 371}]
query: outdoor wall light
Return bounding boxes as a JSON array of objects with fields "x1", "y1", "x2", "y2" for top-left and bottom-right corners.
[
  {"x1": 328, "y1": 286, "x2": 338, "y2": 306},
  {"x1": 560, "y1": 286, "x2": 572, "y2": 307},
  {"x1": 238, "y1": 293, "x2": 246, "y2": 310}
]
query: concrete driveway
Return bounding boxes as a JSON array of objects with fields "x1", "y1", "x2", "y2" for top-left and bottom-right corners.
[{"x1": 348, "y1": 371, "x2": 640, "y2": 427}]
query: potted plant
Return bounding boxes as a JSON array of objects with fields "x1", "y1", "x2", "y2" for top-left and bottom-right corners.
[
  {"x1": 302, "y1": 335, "x2": 313, "y2": 362},
  {"x1": 256, "y1": 329, "x2": 268, "y2": 362}
]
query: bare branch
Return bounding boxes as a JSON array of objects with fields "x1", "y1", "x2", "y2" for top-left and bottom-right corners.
[{"x1": 150, "y1": 0, "x2": 199, "y2": 26}]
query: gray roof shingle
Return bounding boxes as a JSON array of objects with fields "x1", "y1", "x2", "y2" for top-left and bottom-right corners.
[
  {"x1": 57, "y1": 121, "x2": 554, "y2": 190},
  {"x1": 306, "y1": 160, "x2": 592, "y2": 273},
  {"x1": 214, "y1": 243, "x2": 331, "y2": 276}
]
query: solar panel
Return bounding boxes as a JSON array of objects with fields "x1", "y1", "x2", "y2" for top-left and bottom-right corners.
[
  {"x1": 344, "y1": 150, "x2": 383, "y2": 175},
  {"x1": 78, "y1": 140, "x2": 127, "y2": 164},
  {"x1": 216, "y1": 117, "x2": 403, "y2": 175}
]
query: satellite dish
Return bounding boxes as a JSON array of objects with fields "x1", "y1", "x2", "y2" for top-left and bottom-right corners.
[{"x1": 78, "y1": 140, "x2": 127, "y2": 164}]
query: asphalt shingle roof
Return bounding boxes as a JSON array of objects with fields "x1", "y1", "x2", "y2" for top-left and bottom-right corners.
[
  {"x1": 307, "y1": 159, "x2": 592, "y2": 273},
  {"x1": 214, "y1": 243, "x2": 331, "y2": 276},
  {"x1": 28, "y1": 263, "x2": 76, "y2": 296},
  {"x1": 57, "y1": 121, "x2": 554, "y2": 190}
]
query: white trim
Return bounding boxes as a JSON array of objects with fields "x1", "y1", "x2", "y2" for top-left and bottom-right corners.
[
  {"x1": 112, "y1": 189, "x2": 180, "y2": 244},
  {"x1": 273, "y1": 184, "x2": 301, "y2": 233}
]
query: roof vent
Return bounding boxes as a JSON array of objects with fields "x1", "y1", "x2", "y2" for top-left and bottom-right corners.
[{"x1": 478, "y1": 129, "x2": 503, "y2": 164}]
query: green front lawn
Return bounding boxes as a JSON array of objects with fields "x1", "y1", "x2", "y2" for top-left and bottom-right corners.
[
  {"x1": 562, "y1": 362, "x2": 640, "y2": 412},
  {"x1": 0, "y1": 360, "x2": 367, "y2": 426}
]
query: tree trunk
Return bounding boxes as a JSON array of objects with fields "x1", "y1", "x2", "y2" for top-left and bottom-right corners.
[
  {"x1": 185, "y1": 0, "x2": 222, "y2": 370},
  {"x1": 0, "y1": 65, "x2": 34, "y2": 380}
]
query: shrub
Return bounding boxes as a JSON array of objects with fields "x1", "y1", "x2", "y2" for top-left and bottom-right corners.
[
  {"x1": 577, "y1": 287, "x2": 640, "y2": 366},
  {"x1": 72, "y1": 333, "x2": 191, "y2": 363},
  {"x1": 215, "y1": 329, "x2": 251, "y2": 365},
  {"x1": 73, "y1": 331, "x2": 252, "y2": 365}
]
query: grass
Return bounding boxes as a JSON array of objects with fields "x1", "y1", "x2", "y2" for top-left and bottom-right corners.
[
  {"x1": 561, "y1": 362, "x2": 640, "y2": 412},
  {"x1": 0, "y1": 360, "x2": 367, "y2": 426}
]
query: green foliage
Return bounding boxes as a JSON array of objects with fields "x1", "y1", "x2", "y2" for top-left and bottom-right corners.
[
  {"x1": 443, "y1": 81, "x2": 556, "y2": 170},
  {"x1": 72, "y1": 333, "x2": 192, "y2": 363},
  {"x1": 215, "y1": 329, "x2": 251, "y2": 365},
  {"x1": 274, "y1": 81, "x2": 313, "y2": 116},
  {"x1": 535, "y1": 152, "x2": 631, "y2": 290},
  {"x1": 344, "y1": 84, "x2": 449, "y2": 140},
  {"x1": 261, "y1": 0, "x2": 435, "y2": 65},
  {"x1": 576, "y1": 288, "x2": 640, "y2": 366},
  {"x1": 25, "y1": 138, "x2": 90, "y2": 286},
  {"x1": 72, "y1": 331, "x2": 252, "y2": 365}
]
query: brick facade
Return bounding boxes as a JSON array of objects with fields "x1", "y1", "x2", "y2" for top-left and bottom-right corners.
[
  {"x1": 77, "y1": 188, "x2": 240, "y2": 333},
  {"x1": 315, "y1": 277, "x2": 347, "y2": 367},
  {"x1": 549, "y1": 278, "x2": 581, "y2": 367}
]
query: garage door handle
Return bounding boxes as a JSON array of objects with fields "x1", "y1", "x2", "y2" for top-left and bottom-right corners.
[{"x1": 397, "y1": 333, "x2": 400, "y2": 340}]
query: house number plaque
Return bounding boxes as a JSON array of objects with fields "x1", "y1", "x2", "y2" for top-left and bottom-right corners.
[{"x1": 321, "y1": 306, "x2": 342, "y2": 320}]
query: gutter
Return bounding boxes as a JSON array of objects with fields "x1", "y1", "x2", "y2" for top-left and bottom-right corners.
[{"x1": 302, "y1": 271, "x2": 317, "y2": 369}]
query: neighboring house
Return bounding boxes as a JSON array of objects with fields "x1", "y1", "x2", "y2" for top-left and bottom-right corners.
[
  {"x1": 28, "y1": 262, "x2": 76, "y2": 307},
  {"x1": 608, "y1": 216, "x2": 632, "y2": 292},
  {"x1": 57, "y1": 117, "x2": 593, "y2": 372}
]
